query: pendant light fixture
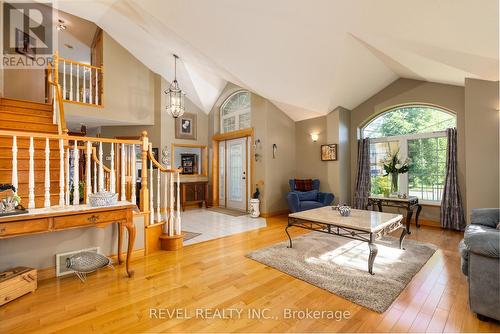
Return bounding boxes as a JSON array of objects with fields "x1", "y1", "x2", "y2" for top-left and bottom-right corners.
[{"x1": 165, "y1": 54, "x2": 185, "y2": 118}]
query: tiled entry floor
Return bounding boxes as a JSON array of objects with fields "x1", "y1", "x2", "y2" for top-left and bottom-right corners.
[{"x1": 181, "y1": 208, "x2": 267, "y2": 245}]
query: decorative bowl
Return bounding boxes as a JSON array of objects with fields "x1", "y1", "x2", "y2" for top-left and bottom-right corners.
[
  {"x1": 338, "y1": 205, "x2": 351, "y2": 217},
  {"x1": 88, "y1": 191, "x2": 118, "y2": 207}
]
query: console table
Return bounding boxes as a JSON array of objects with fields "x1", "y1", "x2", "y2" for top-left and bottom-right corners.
[
  {"x1": 176, "y1": 181, "x2": 209, "y2": 211},
  {"x1": 0, "y1": 202, "x2": 136, "y2": 277},
  {"x1": 367, "y1": 196, "x2": 422, "y2": 234}
]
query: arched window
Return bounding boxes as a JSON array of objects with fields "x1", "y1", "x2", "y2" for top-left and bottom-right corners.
[
  {"x1": 362, "y1": 105, "x2": 456, "y2": 203},
  {"x1": 220, "y1": 90, "x2": 251, "y2": 133}
]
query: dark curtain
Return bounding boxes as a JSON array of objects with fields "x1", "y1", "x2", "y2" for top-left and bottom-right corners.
[
  {"x1": 440, "y1": 128, "x2": 466, "y2": 231},
  {"x1": 353, "y1": 138, "x2": 371, "y2": 209}
]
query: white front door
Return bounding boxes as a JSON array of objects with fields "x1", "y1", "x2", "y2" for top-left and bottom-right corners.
[{"x1": 226, "y1": 137, "x2": 247, "y2": 211}]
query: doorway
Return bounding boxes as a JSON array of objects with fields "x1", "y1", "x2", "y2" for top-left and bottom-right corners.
[{"x1": 212, "y1": 129, "x2": 254, "y2": 212}]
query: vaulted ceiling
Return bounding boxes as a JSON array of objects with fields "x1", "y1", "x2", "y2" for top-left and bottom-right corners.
[{"x1": 54, "y1": 0, "x2": 499, "y2": 121}]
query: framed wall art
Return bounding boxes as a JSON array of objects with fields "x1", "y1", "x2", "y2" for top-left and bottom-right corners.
[
  {"x1": 321, "y1": 144, "x2": 338, "y2": 161},
  {"x1": 175, "y1": 113, "x2": 197, "y2": 140}
]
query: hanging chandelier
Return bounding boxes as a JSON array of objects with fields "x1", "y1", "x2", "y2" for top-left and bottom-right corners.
[{"x1": 165, "y1": 54, "x2": 185, "y2": 118}]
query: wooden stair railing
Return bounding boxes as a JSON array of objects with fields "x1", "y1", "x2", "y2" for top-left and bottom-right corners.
[
  {"x1": 0, "y1": 130, "x2": 143, "y2": 210},
  {"x1": 47, "y1": 58, "x2": 68, "y2": 135},
  {"x1": 146, "y1": 142, "x2": 182, "y2": 237}
]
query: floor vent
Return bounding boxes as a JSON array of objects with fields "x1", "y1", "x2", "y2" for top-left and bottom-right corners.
[{"x1": 55, "y1": 247, "x2": 100, "y2": 277}]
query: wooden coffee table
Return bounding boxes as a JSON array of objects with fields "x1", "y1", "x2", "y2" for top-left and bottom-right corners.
[{"x1": 287, "y1": 207, "x2": 404, "y2": 275}]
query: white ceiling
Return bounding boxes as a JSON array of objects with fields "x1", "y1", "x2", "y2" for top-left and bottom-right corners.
[{"x1": 53, "y1": 0, "x2": 499, "y2": 121}]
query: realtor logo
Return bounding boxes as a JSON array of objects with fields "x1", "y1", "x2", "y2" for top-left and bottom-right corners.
[{"x1": 2, "y1": 1, "x2": 53, "y2": 67}]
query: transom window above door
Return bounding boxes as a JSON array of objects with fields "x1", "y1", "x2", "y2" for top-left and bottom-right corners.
[
  {"x1": 362, "y1": 105, "x2": 456, "y2": 204},
  {"x1": 220, "y1": 90, "x2": 251, "y2": 133}
]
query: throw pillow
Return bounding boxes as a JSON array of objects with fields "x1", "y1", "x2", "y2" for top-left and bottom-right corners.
[
  {"x1": 297, "y1": 190, "x2": 318, "y2": 201},
  {"x1": 295, "y1": 179, "x2": 313, "y2": 191}
]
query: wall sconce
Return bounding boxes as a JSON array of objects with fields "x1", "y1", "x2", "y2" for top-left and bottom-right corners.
[{"x1": 311, "y1": 133, "x2": 319, "y2": 142}]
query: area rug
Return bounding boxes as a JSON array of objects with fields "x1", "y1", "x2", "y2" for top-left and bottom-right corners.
[
  {"x1": 207, "y1": 207, "x2": 247, "y2": 217},
  {"x1": 183, "y1": 231, "x2": 202, "y2": 242},
  {"x1": 246, "y1": 231, "x2": 437, "y2": 313}
]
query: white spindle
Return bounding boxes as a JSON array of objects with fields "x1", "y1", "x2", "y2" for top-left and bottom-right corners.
[
  {"x1": 168, "y1": 172, "x2": 174, "y2": 236},
  {"x1": 73, "y1": 140, "x2": 79, "y2": 205},
  {"x1": 58, "y1": 139, "x2": 64, "y2": 206},
  {"x1": 63, "y1": 61, "x2": 66, "y2": 99},
  {"x1": 76, "y1": 64, "x2": 80, "y2": 102},
  {"x1": 175, "y1": 171, "x2": 181, "y2": 235},
  {"x1": 93, "y1": 159, "x2": 97, "y2": 193},
  {"x1": 110, "y1": 143, "x2": 115, "y2": 193},
  {"x1": 83, "y1": 67, "x2": 86, "y2": 103},
  {"x1": 163, "y1": 170, "x2": 168, "y2": 224},
  {"x1": 156, "y1": 168, "x2": 161, "y2": 222},
  {"x1": 28, "y1": 137, "x2": 35, "y2": 209},
  {"x1": 89, "y1": 68, "x2": 93, "y2": 105},
  {"x1": 65, "y1": 148, "x2": 70, "y2": 205},
  {"x1": 95, "y1": 69, "x2": 99, "y2": 105},
  {"x1": 98, "y1": 142, "x2": 104, "y2": 191},
  {"x1": 121, "y1": 144, "x2": 126, "y2": 201},
  {"x1": 11, "y1": 136, "x2": 18, "y2": 191},
  {"x1": 86, "y1": 141, "x2": 92, "y2": 204},
  {"x1": 149, "y1": 158, "x2": 154, "y2": 225},
  {"x1": 70, "y1": 63, "x2": 73, "y2": 101},
  {"x1": 44, "y1": 138, "x2": 51, "y2": 208},
  {"x1": 131, "y1": 145, "x2": 136, "y2": 204}
]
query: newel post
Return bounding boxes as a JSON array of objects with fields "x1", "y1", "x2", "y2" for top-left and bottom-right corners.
[{"x1": 140, "y1": 131, "x2": 149, "y2": 212}]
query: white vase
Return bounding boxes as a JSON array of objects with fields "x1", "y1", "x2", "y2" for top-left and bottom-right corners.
[{"x1": 249, "y1": 199, "x2": 260, "y2": 218}]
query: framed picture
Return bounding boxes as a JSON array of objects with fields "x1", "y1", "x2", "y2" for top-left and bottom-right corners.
[
  {"x1": 175, "y1": 113, "x2": 197, "y2": 140},
  {"x1": 15, "y1": 29, "x2": 36, "y2": 59},
  {"x1": 321, "y1": 144, "x2": 338, "y2": 161}
]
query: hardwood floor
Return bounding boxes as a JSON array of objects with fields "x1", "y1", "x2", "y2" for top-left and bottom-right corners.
[{"x1": 1, "y1": 215, "x2": 499, "y2": 333}]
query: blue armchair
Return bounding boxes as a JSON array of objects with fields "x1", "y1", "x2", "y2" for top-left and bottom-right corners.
[{"x1": 287, "y1": 179, "x2": 334, "y2": 213}]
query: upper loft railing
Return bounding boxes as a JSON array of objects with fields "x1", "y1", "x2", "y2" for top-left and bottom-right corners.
[{"x1": 51, "y1": 51, "x2": 104, "y2": 108}]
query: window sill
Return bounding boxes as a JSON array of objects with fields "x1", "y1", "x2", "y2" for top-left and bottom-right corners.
[{"x1": 419, "y1": 201, "x2": 441, "y2": 207}]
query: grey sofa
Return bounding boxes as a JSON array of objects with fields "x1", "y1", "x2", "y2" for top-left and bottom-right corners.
[{"x1": 459, "y1": 208, "x2": 500, "y2": 321}]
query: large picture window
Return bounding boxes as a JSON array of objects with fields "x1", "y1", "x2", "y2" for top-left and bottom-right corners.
[
  {"x1": 220, "y1": 90, "x2": 251, "y2": 133},
  {"x1": 362, "y1": 105, "x2": 455, "y2": 203}
]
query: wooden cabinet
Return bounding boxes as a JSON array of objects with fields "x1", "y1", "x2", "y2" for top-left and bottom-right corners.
[{"x1": 177, "y1": 181, "x2": 209, "y2": 211}]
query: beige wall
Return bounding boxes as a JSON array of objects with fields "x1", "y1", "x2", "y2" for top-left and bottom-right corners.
[
  {"x1": 464, "y1": 79, "x2": 500, "y2": 219},
  {"x1": 326, "y1": 107, "x2": 351, "y2": 205},
  {"x1": 295, "y1": 116, "x2": 329, "y2": 191},
  {"x1": 295, "y1": 108, "x2": 351, "y2": 205},
  {"x1": 3, "y1": 69, "x2": 46, "y2": 102},
  {"x1": 65, "y1": 32, "x2": 156, "y2": 126}
]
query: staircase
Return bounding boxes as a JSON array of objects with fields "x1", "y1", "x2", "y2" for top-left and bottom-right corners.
[{"x1": 0, "y1": 97, "x2": 61, "y2": 207}]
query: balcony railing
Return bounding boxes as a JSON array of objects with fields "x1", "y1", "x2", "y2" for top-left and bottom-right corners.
[{"x1": 52, "y1": 52, "x2": 104, "y2": 108}]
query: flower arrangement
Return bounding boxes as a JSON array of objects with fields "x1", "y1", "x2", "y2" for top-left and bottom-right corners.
[
  {"x1": 381, "y1": 151, "x2": 411, "y2": 194},
  {"x1": 382, "y1": 151, "x2": 411, "y2": 175}
]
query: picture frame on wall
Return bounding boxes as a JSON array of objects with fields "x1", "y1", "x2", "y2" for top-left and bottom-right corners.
[
  {"x1": 175, "y1": 113, "x2": 197, "y2": 140},
  {"x1": 321, "y1": 144, "x2": 338, "y2": 161},
  {"x1": 15, "y1": 28, "x2": 36, "y2": 59}
]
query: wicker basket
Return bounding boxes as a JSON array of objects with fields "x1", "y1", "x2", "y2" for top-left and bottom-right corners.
[{"x1": 88, "y1": 191, "x2": 118, "y2": 207}]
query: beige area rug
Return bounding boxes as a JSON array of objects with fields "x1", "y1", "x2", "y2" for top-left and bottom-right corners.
[
  {"x1": 207, "y1": 207, "x2": 247, "y2": 217},
  {"x1": 246, "y1": 231, "x2": 437, "y2": 313}
]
